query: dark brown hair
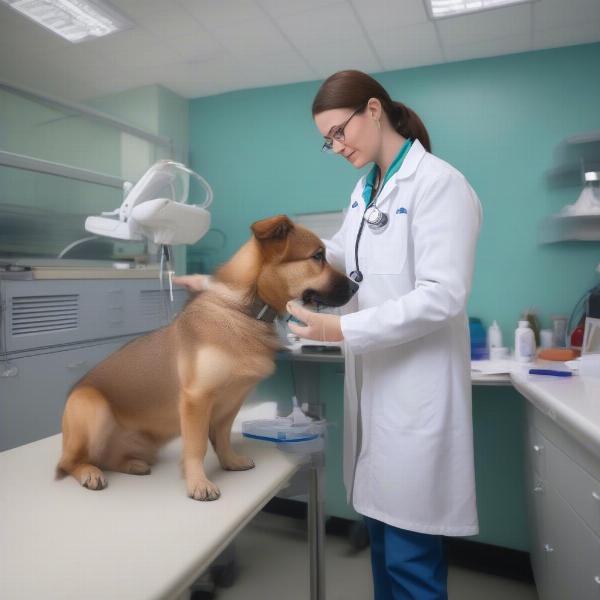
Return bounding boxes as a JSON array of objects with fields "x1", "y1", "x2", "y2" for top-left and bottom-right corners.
[{"x1": 312, "y1": 70, "x2": 431, "y2": 152}]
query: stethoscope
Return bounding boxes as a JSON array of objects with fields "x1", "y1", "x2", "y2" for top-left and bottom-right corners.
[{"x1": 349, "y1": 179, "x2": 389, "y2": 284}]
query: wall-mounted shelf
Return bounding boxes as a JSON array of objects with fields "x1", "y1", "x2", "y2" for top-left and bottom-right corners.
[
  {"x1": 540, "y1": 214, "x2": 600, "y2": 243},
  {"x1": 564, "y1": 130, "x2": 600, "y2": 145},
  {"x1": 542, "y1": 129, "x2": 600, "y2": 242},
  {"x1": 546, "y1": 129, "x2": 600, "y2": 187},
  {"x1": 0, "y1": 80, "x2": 176, "y2": 263},
  {"x1": 0, "y1": 80, "x2": 173, "y2": 152},
  {"x1": 0, "y1": 150, "x2": 124, "y2": 189}
]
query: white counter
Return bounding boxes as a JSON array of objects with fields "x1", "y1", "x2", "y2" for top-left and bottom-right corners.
[
  {"x1": 0, "y1": 434, "x2": 299, "y2": 600},
  {"x1": 511, "y1": 371, "x2": 600, "y2": 459},
  {"x1": 280, "y1": 343, "x2": 513, "y2": 386}
]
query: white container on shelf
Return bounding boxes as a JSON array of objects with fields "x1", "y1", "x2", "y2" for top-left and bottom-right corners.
[
  {"x1": 487, "y1": 320, "x2": 503, "y2": 355},
  {"x1": 540, "y1": 329, "x2": 554, "y2": 348},
  {"x1": 515, "y1": 320, "x2": 536, "y2": 363}
]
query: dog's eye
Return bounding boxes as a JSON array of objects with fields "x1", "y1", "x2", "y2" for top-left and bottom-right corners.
[{"x1": 312, "y1": 250, "x2": 325, "y2": 262}]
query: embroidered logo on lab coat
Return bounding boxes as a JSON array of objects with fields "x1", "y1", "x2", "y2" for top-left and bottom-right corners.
[{"x1": 396, "y1": 207, "x2": 407, "y2": 215}]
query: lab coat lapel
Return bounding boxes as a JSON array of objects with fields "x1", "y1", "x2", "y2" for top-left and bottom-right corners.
[{"x1": 372, "y1": 139, "x2": 427, "y2": 211}]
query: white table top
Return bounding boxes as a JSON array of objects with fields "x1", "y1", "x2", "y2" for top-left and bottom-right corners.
[
  {"x1": 511, "y1": 371, "x2": 600, "y2": 459},
  {"x1": 0, "y1": 434, "x2": 299, "y2": 600}
]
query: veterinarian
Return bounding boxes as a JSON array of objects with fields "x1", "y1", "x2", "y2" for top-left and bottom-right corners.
[{"x1": 286, "y1": 70, "x2": 482, "y2": 600}]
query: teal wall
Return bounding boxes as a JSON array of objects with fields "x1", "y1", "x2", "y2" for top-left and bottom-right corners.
[
  {"x1": 189, "y1": 42, "x2": 600, "y2": 552},
  {"x1": 189, "y1": 42, "x2": 600, "y2": 332}
]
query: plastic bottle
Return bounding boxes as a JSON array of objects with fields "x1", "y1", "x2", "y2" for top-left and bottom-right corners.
[
  {"x1": 487, "y1": 321, "x2": 503, "y2": 354},
  {"x1": 551, "y1": 315, "x2": 567, "y2": 347},
  {"x1": 540, "y1": 329, "x2": 553, "y2": 348},
  {"x1": 515, "y1": 320, "x2": 536, "y2": 362},
  {"x1": 469, "y1": 317, "x2": 487, "y2": 360}
]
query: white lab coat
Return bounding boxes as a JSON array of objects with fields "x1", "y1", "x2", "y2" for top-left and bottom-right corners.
[{"x1": 325, "y1": 139, "x2": 481, "y2": 536}]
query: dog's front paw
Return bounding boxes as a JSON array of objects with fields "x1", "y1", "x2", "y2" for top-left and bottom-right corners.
[
  {"x1": 187, "y1": 477, "x2": 221, "y2": 501},
  {"x1": 222, "y1": 454, "x2": 255, "y2": 471},
  {"x1": 78, "y1": 466, "x2": 108, "y2": 490}
]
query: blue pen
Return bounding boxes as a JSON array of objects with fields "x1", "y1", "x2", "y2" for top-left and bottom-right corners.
[{"x1": 529, "y1": 369, "x2": 572, "y2": 378}]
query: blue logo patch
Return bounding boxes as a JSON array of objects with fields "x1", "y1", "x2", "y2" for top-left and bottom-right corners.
[
  {"x1": 396, "y1": 207, "x2": 407, "y2": 215},
  {"x1": 352, "y1": 201, "x2": 359, "y2": 208}
]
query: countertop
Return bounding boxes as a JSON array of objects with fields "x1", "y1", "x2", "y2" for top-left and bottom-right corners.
[
  {"x1": 279, "y1": 342, "x2": 514, "y2": 385},
  {"x1": 511, "y1": 370, "x2": 600, "y2": 459}
]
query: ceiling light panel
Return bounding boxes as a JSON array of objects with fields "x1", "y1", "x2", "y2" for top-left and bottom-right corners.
[
  {"x1": 427, "y1": 0, "x2": 538, "y2": 19},
  {"x1": 2, "y1": 0, "x2": 132, "y2": 43}
]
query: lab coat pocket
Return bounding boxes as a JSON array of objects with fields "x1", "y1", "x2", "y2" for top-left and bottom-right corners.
[{"x1": 364, "y1": 217, "x2": 408, "y2": 274}]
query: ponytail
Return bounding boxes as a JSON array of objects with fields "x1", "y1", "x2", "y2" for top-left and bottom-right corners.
[
  {"x1": 390, "y1": 102, "x2": 431, "y2": 152},
  {"x1": 312, "y1": 70, "x2": 431, "y2": 152}
]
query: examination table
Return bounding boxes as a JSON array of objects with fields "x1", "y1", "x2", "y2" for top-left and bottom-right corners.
[{"x1": 0, "y1": 433, "x2": 300, "y2": 600}]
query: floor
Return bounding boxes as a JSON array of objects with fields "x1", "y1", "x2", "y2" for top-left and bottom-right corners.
[{"x1": 197, "y1": 511, "x2": 540, "y2": 600}]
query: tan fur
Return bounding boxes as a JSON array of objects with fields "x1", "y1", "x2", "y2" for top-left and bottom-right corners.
[{"x1": 56, "y1": 215, "x2": 357, "y2": 500}]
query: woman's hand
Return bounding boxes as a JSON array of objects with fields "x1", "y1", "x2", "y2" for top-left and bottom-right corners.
[
  {"x1": 286, "y1": 302, "x2": 344, "y2": 342},
  {"x1": 171, "y1": 274, "x2": 211, "y2": 292}
]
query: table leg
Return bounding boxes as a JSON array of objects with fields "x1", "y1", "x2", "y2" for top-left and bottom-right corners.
[
  {"x1": 308, "y1": 453, "x2": 325, "y2": 600},
  {"x1": 290, "y1": 358, "x2": 326, "y2": 598},
  {"x1": 292, "y1": 361, "x2": 323, "y2": 419}
]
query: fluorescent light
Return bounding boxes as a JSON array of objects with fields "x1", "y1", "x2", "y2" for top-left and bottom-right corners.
[
  {"x1": 2, "y1": 0, "x2": 132, "y2": 43},
  {"x1": 426, "y1": 0, "x2": 537, "y2": 19}
]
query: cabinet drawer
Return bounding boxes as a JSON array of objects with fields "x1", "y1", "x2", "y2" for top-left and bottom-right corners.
[
  {"x1": 545, "y1": 487, "x2": 600, "y2": 599},
  {"x1": 527, "y1": 402, "x2": 600, "y2": 480},
  {"x1": 0, "y1": 339, "x2": 131, "y2": 451},
  {"x1": 547, "y1": 439, "x2": 600, "y2": 538},
  {"x1": 527, "y1": 426, "x2": 548, "y2": 480},
  {"x1": 525, "y1": 465, "x2": 548, "y2": 595}
]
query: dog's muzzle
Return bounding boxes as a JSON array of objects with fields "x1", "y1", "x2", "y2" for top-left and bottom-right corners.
[{"x1": 302, "y1": 276, "x2": 359, "y2": 307}]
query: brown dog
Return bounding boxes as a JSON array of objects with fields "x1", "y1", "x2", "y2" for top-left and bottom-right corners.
[{"x1": 56, "y1": 215, "x2": 358, "y2": 500}]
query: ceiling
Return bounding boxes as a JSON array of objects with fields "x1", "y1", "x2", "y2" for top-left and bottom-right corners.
[{"x1": 0, "y1": 0, "x2": 599, "y2": 101}]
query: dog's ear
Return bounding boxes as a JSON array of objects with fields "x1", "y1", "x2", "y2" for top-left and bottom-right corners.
[{"x1": 251, "y1": 215, "x2": 294, "y2": 241}]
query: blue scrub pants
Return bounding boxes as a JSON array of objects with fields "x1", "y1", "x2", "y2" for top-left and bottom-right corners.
[{"x1": 364, "y1": 516, "x2": 448, "y2": 600}]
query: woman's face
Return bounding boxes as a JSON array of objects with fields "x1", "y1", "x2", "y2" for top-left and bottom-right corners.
[{"x1": 314, "y1": 103, "x2": 381, "y2": 169}]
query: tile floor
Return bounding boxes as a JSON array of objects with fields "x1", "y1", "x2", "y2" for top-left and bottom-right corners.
[{"x1": 197, "y1": 511, "x2": 539, "y2": 600}]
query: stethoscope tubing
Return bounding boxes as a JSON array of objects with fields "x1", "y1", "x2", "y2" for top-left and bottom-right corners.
[{"x1": 351, "y1": 185, "x2": 388, "y2": 283}]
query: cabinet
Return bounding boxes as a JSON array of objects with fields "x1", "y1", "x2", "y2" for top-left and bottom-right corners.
[
  {"x1": 0, "y1": 276, "x2": 187, "y2": 451},
  {"x1": 525, "y1": 403, "x2": 600, "y2": 599},
  {"x1": 0, "y1": 339, "x2": 133, "y2": 451}
]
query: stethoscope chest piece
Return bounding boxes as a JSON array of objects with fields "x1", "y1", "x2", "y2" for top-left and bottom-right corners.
[{"x1": 364, "y1": 205, "x2": 389, "y2": 230}]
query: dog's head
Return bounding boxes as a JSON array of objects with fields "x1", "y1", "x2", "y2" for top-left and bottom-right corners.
[{"x1": 249, "y1": 214, "x2": 359, "y2": 312}]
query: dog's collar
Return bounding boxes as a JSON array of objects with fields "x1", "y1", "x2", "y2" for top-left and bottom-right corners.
[{"x1": 248, "y1": 297, "x2": 278, "y2": 323}]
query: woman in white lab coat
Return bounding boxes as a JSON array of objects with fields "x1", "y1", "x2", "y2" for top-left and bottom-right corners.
[{"x1": 286, "y1": 70, "x2": 482, "y2": 600}]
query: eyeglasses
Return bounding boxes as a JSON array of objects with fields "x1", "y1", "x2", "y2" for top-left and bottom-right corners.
[{"x1": 322, "y1": 104, "x2": 365, "y2": 153}]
